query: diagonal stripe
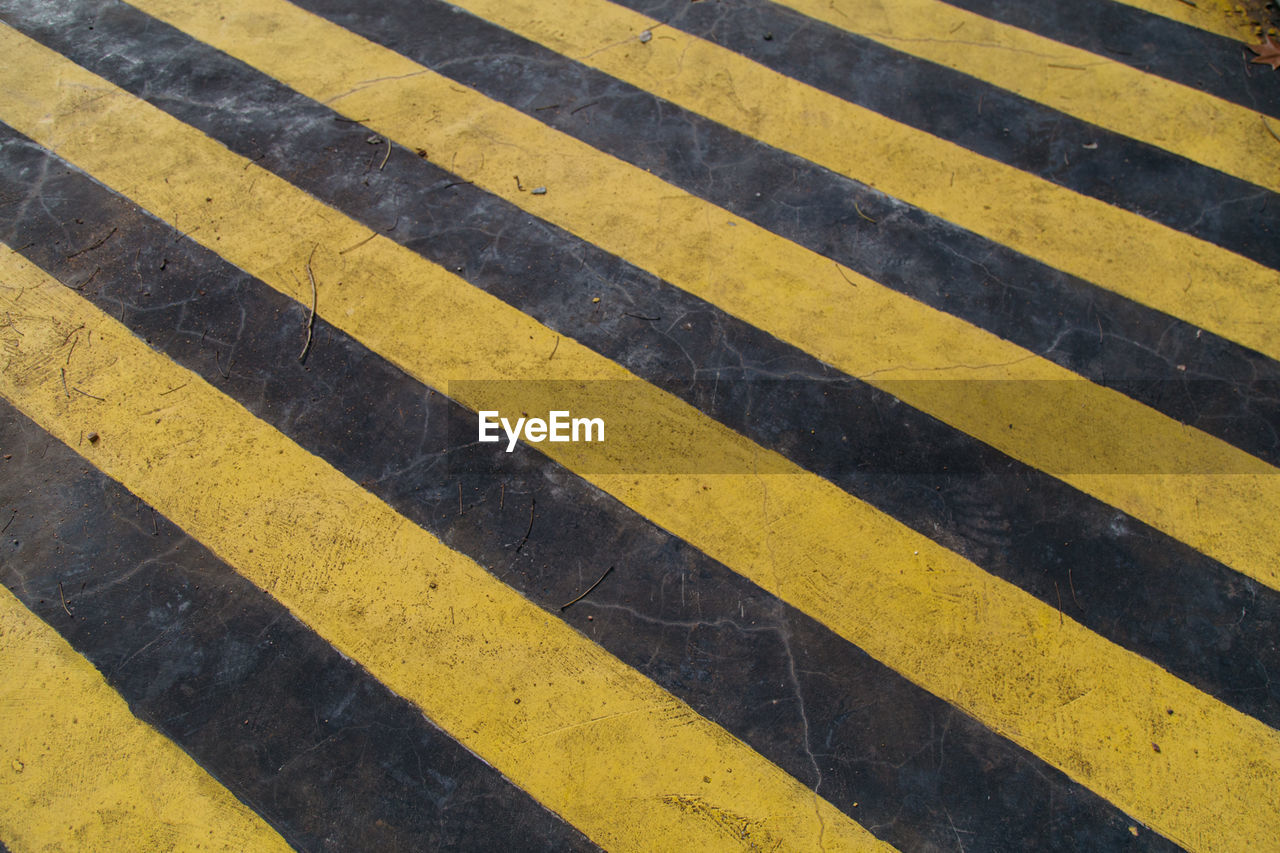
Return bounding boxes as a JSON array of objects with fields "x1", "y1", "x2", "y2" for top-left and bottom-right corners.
[
  {"x1": 0, "y1": 586, "x2": 292, "y2": 852},
  {"x1": 1104, "y1": 0, "x2": 1254, "y2": 39},
  {"x1": 11, "y1": 0, "x2": 1274, "y2": 475},
  {"x1": 1064, "y1": 0, "x2": 1254, "y2": 40},
  {"x1": 1, "y1": 36, "x2": 1278, "y2": 853},
  {"x1": 3, "y1": 96, "x2": 1276, "y2": 742},
  {"x1": 0, "y1": 253, "x2": 891, "y2": 852},
  {"x1": 762, "y1": 0, "x2": 1280, "y2": 193},
  {"x1": 0, "y1": 403, "x2": 601, "y2": 852},
  {"x1": 607, "y1": 0, "x2": 1280, "y2": 275},
  {"x1": 902, "y1": 0, "x2": 1277, "y2": 120},
  {"x1": 0, "y1": 131, "x2": 1239, "y2": 847},
  {"x1": 398, "y1": 0, "x2": 1280, "y2": 361},
  {"x1": 48, "y1": 7, "x2": 1280, "y2": 591}
]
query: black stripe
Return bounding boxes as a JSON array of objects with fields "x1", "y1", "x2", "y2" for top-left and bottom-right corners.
[
  {"x1": 0, "y1": 138, "x2": 1184, "y2": 852},
  {"x1": 0, "y1": 405, "x2": 599, "y2": 853},
  {"x1": 2, "y1": 0, "x2": 1276, "y2": 728},
  {"x1": 292, "y1": 0, "x2": 1280, "y2": 465},
  {"x1": 6, "y1": 0, "x2": 1278, "y2": 468},
  {"x1": 619, "y1": 0, "x2": 1280, "y2": 272},
  {"x1": 942, "y1": 0, "x2": 1280, "y2": 119}
]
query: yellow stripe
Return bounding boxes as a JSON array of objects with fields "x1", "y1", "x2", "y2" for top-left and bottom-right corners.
[
  {"x1": 2, "y1": 33, "x2": 1278, "y2": 853},
  {"x1": 0, "y1": 256, "x2": 889, "y2": 852},
  {"x1": 434, "y1": 0, "x2": 1280, "y2": 361},
  {"x1": 0, "y1": 586, "x2": 290, "y2": 852},
  {"x1": 92, "y1": 4, "x2": 1280, "y2": 591},
  {"x1": 770, "y1": 0, "x2": 1280, "y2": 192},
  {"x1": 1109, "y1": 0, "x2": 1257, "y2": 40}
]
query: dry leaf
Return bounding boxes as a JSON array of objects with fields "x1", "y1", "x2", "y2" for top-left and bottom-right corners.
[{"x1": 1249, "y1": 35, "x2": 1280, "y2": 70}]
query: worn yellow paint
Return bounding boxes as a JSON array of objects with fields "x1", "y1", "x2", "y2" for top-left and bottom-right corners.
[
  {"x1": 3, "y1": 35, "x2": 1280, "y2": 853},
  {"x1": 0, "y1": 586, "x2": 290, "y2": 852},
  {"x1": 767, "y1": 0, "x2": 1280, "y2": 191},
  {"x1": 71, "y1": 6, "x2": 1280, "y2": 591},
  {"x1": 434, "y1": 0, "x2": 1280, "y2": 361},
  {"x1": 0, "y1": 256, "x2": 890, "y2": 852}
]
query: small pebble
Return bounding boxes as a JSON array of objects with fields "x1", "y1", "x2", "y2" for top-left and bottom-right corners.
[
  {"x1": 531, "y1": 186, "x2": 547, "y2": 195},
  {"x1": 87, "y1": 432, "x2": 100, "y2": 444},
  {"x1": 639, "y1": 29, "x2": 652, "y2": 43}
]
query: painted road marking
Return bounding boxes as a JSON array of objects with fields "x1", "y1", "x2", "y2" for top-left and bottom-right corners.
[
  {"x1": 46, "y1": 6, "x2": 1280, "y2": 592},
  {"x1": 427, "y1": 0, "x2": 1280, "y2": 362},
  {"x1": 766, "y1": 0, "x2": 1280, "y2": 192},
  {"x1": 0, "y1": 586, "x2": 292, "y2": 852},
  {"x1": 0, "y1": 250, "x2": 892, "y2": 853},
  {"x1": 2, "y1": 32, "x2": 1279, "y2": 851},
  {"x1": 1075, "y1": 0, "x2": 1254, "y2": 41}
]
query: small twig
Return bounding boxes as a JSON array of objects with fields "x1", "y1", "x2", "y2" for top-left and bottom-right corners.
[
  {"x1": 458, "y1": 482, "x2": 464, "y2": 516},
  {"x1": 333, "y1": 116, "x2": 371, "y2": 123},
  {"x1": 1262, "y1": 116, "x2": 1280, "y2": 146},
  {"x1": 560, "y1": 565, "x2": 614, "y2": 611},
  {"x1": 515, "y1": 497, "x2": 536, "y2": 552},
  {"x1": 853, "y1": 200, "x2": 877, "y2": 224},
  {"x1": 4, "y1": 312, "x2": 23, "y2": 335},
  {"x1": 60, "y1": 324, "x2": 86, "y2": 348},
  {"x1": 58, "y1": 582, "x2": 72, "y2": 616},
  {"x1": 1068, "y1": 567, "x2": 1083, "y2": 611},
  {"x1": 1055, "y1": 581, "x2": 1063, "y2": 625},
  {"x1": 437, "y1": 179, "x2": 474, "y2": 191},
  {"x1": 1173, "y1": 0, "x2": 1196, "y2": 6},
  {"x1": 299, "y1": 243, "x2": 318, "y2": 363},
  {"x1": 66, "y1": 226, "x2": 116, "y2": 259},
  {"x1": 514, "y1": 174, "x2": 525, "y2": 192},
  {"x1": 76, "y1": 266, "x2": 101, "y2": 291},
  {"x1": 977, "y1": 93, "x2": 984, "y2": 115},
  {"x1": 1, "y1": 510, "x2": 15, "y2": 534},
  {"x1": 549, "y1": 335, "x2": 560, "y2": 360},
  {"x1": 152, "y1": 511, "x2": 158, "y2": 536},
  {"x1": 500, "y1": 483, "x2": 505, "y2": 511},
  {"x1": 624, "y1": 312, "x2": 660, "y2": 321},
  {"x1": 72, "y1": 387, "x2": 105, "y2": 402},
  {"x1": 835, "y1": 264, "x2": 858, "y2": 287},
  {"x1": 570, "y1": 101, "x2": 599, "y2": 114},
  {"x1": 534, "y1": 103, "x2": 560, "y2": 111},
  {"x1": 379, "y1": 137, "x2": 392, "y2": 170},
  {"x1": 215, "y1": 349, "x2": 230, "y2": 379},
  {"x1": 159, "y1": 382, "x2": 188, "y2": 396},
  {"x1": 339, "y1": 232, "x2": 378, "y2": 255},
  {"x1": 60, "y1": 367, "x2": 70, "y2": 398},
  {"x1": 65, "y1": 336, "x2": 78, "y2": 366}
]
